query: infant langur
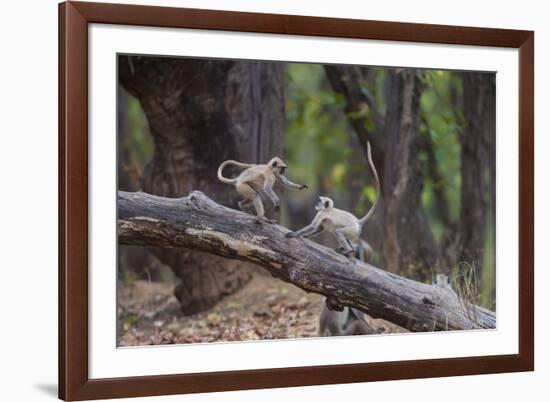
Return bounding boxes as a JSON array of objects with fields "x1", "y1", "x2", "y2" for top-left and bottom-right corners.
[
  {"x1": 217, "y1": 157, "x2": 307, "y2": 222},
  {"x1": 319, "y1": 298, "x2": 377, "y2": 336},
  {"x1": 286, "y1": 142, "x2": 380, "y2": 258}
]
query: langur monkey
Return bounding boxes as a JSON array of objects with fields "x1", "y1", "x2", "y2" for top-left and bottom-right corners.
[
  {"x1": 318, "y1": 298, "x2": 376, "y2": 336},
  {"x1": 217, "y1": 157, "x2": 307, "y2": 222},
  {"x1": 286, "y1": 142, "x2": 380, "y2": 257},
  {"x1": 432, "y1": 273, "x2": 457, "y2": 295}
]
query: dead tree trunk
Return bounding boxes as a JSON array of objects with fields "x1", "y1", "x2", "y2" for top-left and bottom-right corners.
[
  {"x1": 118, "y1": 190, "x2": 495, "y2": 332},
  {"x1": 119, "y1": 56, "x2": 285, "y2": 314}
]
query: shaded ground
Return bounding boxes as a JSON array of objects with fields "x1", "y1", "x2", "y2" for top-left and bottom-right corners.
[{"x1": 117, "y1": 274, "x2": 405, "y2": 347}]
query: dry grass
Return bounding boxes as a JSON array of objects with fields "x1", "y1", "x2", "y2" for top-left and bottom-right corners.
[{"x1": 453, "y1": 262, "x2": 483, "y2": 327}]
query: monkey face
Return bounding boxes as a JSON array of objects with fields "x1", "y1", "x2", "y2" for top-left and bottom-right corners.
[
  {"x1": 433, "y1": 274, "x2": 451, "y2": 287},
  {"x1": 316, "y1": 196, "x2": 334, "y2": 211},
  {"x1": 269, "y1": 157, "x2": 287, "y2": 174}
]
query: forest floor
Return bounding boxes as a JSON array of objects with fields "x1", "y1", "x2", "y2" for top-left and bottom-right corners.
[{"x1": 117, "y1": 274, "x2": 404, "y2": 347}]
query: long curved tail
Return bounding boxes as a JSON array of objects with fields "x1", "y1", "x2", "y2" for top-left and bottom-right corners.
[
  {"x1": 359, "y1": 142, "x2": 380, "y2": 227},
  {"x1": 217, "y1": 160, "x2": 255, "y2": 184}
]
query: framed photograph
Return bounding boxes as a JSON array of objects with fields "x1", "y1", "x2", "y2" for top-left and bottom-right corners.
[{"x1": 59, "y1": 1, "x2": 534, "y2": 400}]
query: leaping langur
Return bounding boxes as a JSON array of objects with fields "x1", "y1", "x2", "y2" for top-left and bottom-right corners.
[
  {"x1": 217, "y1": 157, "x2": 308, "y2": 222},
  {"x1": 285, "y1": 142, "x2": 380, "y2": 258}
]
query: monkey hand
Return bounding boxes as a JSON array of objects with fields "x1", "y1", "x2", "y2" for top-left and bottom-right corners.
[
  {"x1": 299, "y1": 184, "x2": 308, "y2": 190},
  {"x1": 285, "y1": 232, "x2": 298, "y2": 238}
]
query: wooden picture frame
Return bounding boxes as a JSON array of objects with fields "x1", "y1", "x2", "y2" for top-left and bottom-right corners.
[{"x1": 59, "y1": 1, "x2": 534, "y2": 400}]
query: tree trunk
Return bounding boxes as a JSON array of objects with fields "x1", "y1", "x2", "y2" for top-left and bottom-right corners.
[
  {"x1": 458, "y1": 73, "x2": 495, "y2": 281},
  {"x1": 117, "y1": 85, "x2": 162, "y2": 280},
  {"x1": 118, "y1": 190, "x2": 495, "y2": 331},
  {"x1": 119, "y1": 56, "x2": 285, "y2": 314}
]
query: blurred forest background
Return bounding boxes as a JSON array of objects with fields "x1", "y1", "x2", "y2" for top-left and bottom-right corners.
[{"x1": 117, "y1": 55, "x2": 495, "y2": 346}]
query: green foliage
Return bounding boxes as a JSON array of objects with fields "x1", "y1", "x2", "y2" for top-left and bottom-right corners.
[
  {"x1": 119, "y1": 94, "x2": 153, "y2": 189},
  {"x1": 419, "y1": 70, "x2": 463, "y2": 227},
  {"x1": 363, "y1": 185, "x2": 377, "y2": 203},
  {"x1": 284, "y1": 64, "x2": 354, "y2": 200}
]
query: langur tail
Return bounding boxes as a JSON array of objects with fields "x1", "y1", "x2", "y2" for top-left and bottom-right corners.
[
  {"x1": 217, "y1": 160, "x2": 254, "y2": 184},
  {"x1": 359, "y1": 142, "x2": 380, "y2": 227}
]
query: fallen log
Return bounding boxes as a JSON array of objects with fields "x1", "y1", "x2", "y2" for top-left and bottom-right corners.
[{"x1": 118, "y1": 190, "x2": 495, "y2": 332}]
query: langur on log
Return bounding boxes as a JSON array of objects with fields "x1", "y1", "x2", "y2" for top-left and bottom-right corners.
[
  {"x1": 218, "y1": 157, "x2": 307, "y2": 223},
  {"x1": 286, "y1": 142, "x2": 380, "y2": 258}
]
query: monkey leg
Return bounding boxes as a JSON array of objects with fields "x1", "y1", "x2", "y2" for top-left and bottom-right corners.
[
  {"x1": 236, "y1": 183, "x2": 269, "y2": 222},
  {"x1": 356, "y1": 243, "x2": 364, "y2": 261},
  {"x1": 252, "y1": 195, "x2": 275, "y2": 224},
  {"x1": 238, "y1": 199, "x2": 252, "y2": 212},
  {"x1": 356, "y1": 239, "x2": 373, "y2": 263},
  {"x1": 334, "y1": 230, "x2": 355, "y2": 256},
  {"x1": 252, "y1": 194, "x2": 264, "y2": 217},
  {"x1": 345, "y1": 317, "x2": 377, "y2": 335},
  {"x1": 236, "y1": 183, "x2": 257, "y2": 205}
]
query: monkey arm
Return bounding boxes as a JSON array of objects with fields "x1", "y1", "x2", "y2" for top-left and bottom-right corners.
[
  {"x1": 301, "y1": 225, "x2": 325, "y2": 238},
  {"x1": 262, "y1": 180, "x2": 280, "y2": 207},
  {"x1": 285, "y1": 224, "x2": 317, "y2": 238},
  {"x1": 276, "y1": 173, "x2": 308, "y2": 190},
  {"x1": 285, "y1": 215, "x2": 324, "y2": 238}
]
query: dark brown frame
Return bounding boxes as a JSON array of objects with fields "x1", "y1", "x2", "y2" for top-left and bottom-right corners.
[{"x1": 59, "y1": 1, "x2": 534, "y2": 400}]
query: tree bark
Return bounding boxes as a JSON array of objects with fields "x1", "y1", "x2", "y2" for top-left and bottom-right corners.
[
  {"x1": 119, "y1": 56, "x2": 285, "y2": 314},
  {"x1": 118, "y1": 190, "x2": 495, "y2": 332},
  {"x1": 458, "y1": 73, "x2": 495, "y2": 280}
]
